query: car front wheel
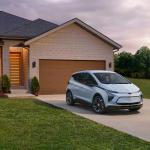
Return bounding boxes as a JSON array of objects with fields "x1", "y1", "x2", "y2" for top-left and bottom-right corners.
[
  {"x1": 66, "y1": 91, "x2": 75, "y2": 106},
  {"x1": 92, "y1": 95, "x2": 106, "y2": 114}
]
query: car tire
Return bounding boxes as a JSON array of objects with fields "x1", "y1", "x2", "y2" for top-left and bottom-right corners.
[
  {"x1": 92, "y1": 94, "x2": 106, "y2": 114},
  {"x1": 128, "y1": 107, "x2": 141, "y2": 112},
  {"x1": 66, "y1": 91, "x2": 75, "y2": 106}
]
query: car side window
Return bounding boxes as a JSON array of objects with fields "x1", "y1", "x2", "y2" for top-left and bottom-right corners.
[
  {"x1": 72, "y1": 74, "x2": 78, "y2": 81},
  {"x1": 82, "y1": 73, "x2": 97, "y2": 86},
  {"x1": 72, "y1": 73, "x2": 83, "y2": 83},
  {"x1": 72, "y1": 73, "x2": 97, "y2": 86}
]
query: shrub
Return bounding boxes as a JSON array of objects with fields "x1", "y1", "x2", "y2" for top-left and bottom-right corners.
[
  {"x1": 31, "y1": 77, "x2": 40, "y2": 96},
  {"x1": 0, "y1": 77, "x2": 2, "y2": 93},
  {"x1": 1, "y1": 75, "x2": 11, "y2": 93}
]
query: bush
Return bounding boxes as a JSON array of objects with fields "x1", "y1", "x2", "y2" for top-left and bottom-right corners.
[
  {"x1": 0, "y1": 77, "x2": 2, "y2": 93},
  {"x1": 1, "y1": 75, "x2": 11, "y2": 93},
  {"x1": 31, "y1": 77, "x2": 40, "y2": 96}
]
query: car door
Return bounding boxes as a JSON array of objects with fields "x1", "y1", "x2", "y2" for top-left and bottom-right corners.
[
  {"x1": 71, "y1": 73, "x2": 84, "y2": 99},
  {"x1": 78, "y1": 73, "x2": 98, "y2": 103}
]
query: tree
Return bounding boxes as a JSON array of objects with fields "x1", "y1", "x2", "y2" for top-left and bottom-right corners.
[
  {"x1": 115, "y1": 51, "x2": 134, "y2": 76},
  {"x1": 134, "y1": 46, "x2": 150, "y2": 78},
  {"x1": 115, "y1": 46, "x2": 150, "y2": 78}
]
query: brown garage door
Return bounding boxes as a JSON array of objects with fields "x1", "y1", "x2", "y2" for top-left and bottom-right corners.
[{"x1": 39, "y1": 60, "x2": 106, "y2": 94}]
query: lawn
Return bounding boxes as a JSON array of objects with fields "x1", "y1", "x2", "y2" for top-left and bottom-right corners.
[
  {"x1": 128, "y1": 78, "x2": 150, "y2": 99},
  {"x1": 0, "y1": 98, "x2": 150, "y2": 150}
]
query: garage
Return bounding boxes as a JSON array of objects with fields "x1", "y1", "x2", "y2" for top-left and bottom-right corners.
[{"x1": 39, "y1": 59, "x2": 106, "y2": 94}]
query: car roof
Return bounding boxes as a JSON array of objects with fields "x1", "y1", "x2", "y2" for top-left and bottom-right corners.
[{"x1": 72, "y1": 70, "x2": 115, "y2": 75}]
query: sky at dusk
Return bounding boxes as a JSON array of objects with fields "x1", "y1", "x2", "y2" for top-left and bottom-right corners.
[{"x1": 0, "y1": 0, "x2": 150, "y2": 53}]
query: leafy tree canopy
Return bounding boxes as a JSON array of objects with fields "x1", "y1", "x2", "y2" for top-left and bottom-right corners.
[{"x1": 115, "y1": 46, "x2": 150, "y2": 78}]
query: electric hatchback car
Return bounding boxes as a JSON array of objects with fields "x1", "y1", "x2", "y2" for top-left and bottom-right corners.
[{"x1": 66, "y1": 70, "x2": 143, "y2": 113}]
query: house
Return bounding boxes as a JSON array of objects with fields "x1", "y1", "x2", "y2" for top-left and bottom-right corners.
[{"x1": 0, "y1": 11, "x2": 122, "y2": 94}]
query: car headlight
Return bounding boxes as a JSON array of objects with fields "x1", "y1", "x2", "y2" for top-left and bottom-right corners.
[
  {"x1": 97, "y1": 86, "x2": 117, "y2": 102},
  {"x1": 106, "y1": 90, "x2": 115, "y2": 102},
  {"x1": 137, "y1": 90, "x2": 143, "y2": 99}
]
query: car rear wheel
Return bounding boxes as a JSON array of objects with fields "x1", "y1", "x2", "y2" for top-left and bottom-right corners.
[
  {"x1": 128, "y1": 107, "x2": 141, "y2": 112},
  {"x1": 92, "y1": 95, "x2": 106, "y2": 114},
  {"x1": 66, "y1": 91, "x2": 75, "y2": 106}
]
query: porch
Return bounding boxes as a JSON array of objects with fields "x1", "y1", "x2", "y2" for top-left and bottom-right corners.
[{"x1": 0, "y1": 41, "x2": 29, "y2": 92}]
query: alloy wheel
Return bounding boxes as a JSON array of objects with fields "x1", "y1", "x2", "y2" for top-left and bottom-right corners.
[{"x1": 92, "y1": 95, "x2": 106, "y2": 113}]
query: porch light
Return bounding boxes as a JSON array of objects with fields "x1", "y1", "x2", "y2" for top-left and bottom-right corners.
[{"x1": 109, "y1": 62, "x2": 112, "y2": 68}]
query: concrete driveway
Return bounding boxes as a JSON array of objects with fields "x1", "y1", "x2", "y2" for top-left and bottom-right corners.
[{"x1": 37, "y1": 94, "x2": 150, "y2": 142}]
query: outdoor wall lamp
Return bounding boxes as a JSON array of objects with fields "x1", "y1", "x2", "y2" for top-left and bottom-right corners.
[
  {"x1": 109, "y1": 62, "x2": 112, "y2": 68},
  {"x1": 32, "y1": 61, "x2": 36, "y2": 68}
]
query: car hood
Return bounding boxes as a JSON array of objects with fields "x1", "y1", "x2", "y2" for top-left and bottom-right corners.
[{"x1": 101, "y1": 83, "x2": 140, "y2": 93}]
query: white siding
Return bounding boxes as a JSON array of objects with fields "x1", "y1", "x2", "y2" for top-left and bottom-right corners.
[{"x1": 29, "y1": 24, "x2": 114, "y2": 79}]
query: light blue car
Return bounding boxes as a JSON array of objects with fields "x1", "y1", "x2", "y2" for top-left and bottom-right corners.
[{"x1": 66, "y1": 70, "x2": 143, "y2": 113}]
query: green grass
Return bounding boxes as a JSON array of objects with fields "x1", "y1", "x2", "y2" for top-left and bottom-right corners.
[
  {"x1": 128, "y1": 78, "x2": 150, "y2": 99},
  {"x1": 0, "y1": 98, "x2": 150, "y2": 150}
]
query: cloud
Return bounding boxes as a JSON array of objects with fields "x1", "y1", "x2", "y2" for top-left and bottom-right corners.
[
  {"x1": 44, "y1": 0, "x2": 73, "y2": 3},
  {"x1": 0, "y1": 0, "x2": 150, "y2": 53}
]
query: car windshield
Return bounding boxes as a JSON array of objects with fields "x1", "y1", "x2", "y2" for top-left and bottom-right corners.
[{"x1": 94, "y1": 72, "x2": 131, "y2": 84}]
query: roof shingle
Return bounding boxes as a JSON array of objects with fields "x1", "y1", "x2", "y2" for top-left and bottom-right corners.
[
  {"x1": 4, "y1": 18, "x2": 58, "y2": 39},
  {"x1": 0, "y1": 11, "x2": 31, "y2": 36},
  {"x1": 0, "y1": 11, "x2": 58, "y2": 39}
]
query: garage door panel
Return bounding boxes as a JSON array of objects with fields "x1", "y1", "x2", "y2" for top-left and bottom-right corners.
[{"x1": 39, "y1": 60, "x2": 106, "y2": 94}]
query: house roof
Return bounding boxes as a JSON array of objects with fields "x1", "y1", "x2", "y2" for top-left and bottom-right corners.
[
  {"x1": 0, "y1": 11, "x2": 58, "y2": 40},
  {"x1": 0, "y1": 11, "x2": 31, "y2": 37},
  {"x1": 25, "y1": 18, "x2": 122, "y2": 49},
  {"x1": 0, "y1": 11, "x2": 122, "y2": 49},
  {"x1": 4, "y1": 18, "x2": 58, "y2": 39}
]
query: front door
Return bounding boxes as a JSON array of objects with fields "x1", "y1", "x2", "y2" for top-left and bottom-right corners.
[
  {"x1": 10, "y1": 52, "x2": 21, "y2": 87},
  {"x1": 76, "y1": 73, "x2": 97, "y2": 102}
]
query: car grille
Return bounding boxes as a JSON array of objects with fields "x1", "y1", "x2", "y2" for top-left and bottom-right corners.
[
  {"x1": 117, "y1": 96, "x2": 141, "y2": 105},
  {"x1": 117, "y1": 102, "x2": 141, "y2": 105}
]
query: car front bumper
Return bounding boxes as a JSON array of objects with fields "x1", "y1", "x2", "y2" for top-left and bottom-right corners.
[
  {"x1": 106, "y1": 101, "x2": 143, "y2": 110},
  {"x1": 106, "y1": 91, "x2": 143, "y2": 110}
]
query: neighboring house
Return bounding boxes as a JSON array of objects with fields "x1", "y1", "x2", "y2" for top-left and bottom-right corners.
[{"x1": 0, "y1": 11, "x2": 122, "y2": 94}]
